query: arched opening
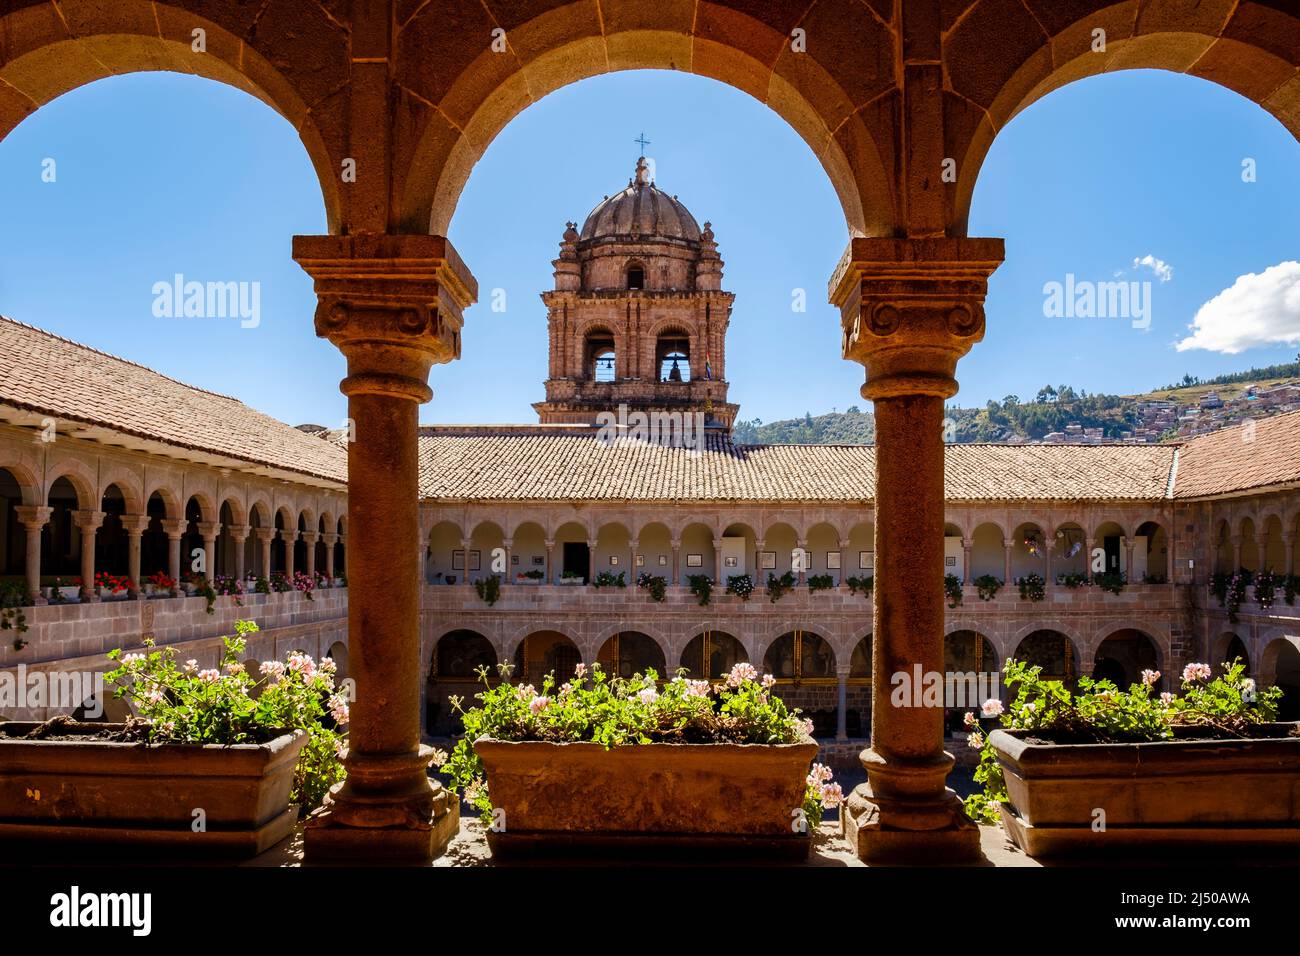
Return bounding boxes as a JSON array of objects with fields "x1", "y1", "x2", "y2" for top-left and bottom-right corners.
[
  {"x1": 1134, "y1": 520, "x2": 1169, "y2": 583},
  {"x1": 1052, "y1": 522, "x2": 1087, "y2": 581},
  {"x1": 1092, "y1": 629, "x2": 1163, "y2": 692},
  {"x1": 763, "y1": 630, "x2": 836, "y2": 738},
  {"x1": 334, "y1": 517, "x2": 346, "y2": 576},
  {"x1": 1010, "y1": 521, "x2": 1046, "y2": 582},
  {"x1": 0, "y1": 468, "x2": 25, "y2": 585},
  {"x1": 944, "y1": 630, "x2": 997, "y2": 734},
  {"x1": 271, "y1": 509, "x2": 290, "y2": 576},
  {"x1": 182, "y1": 497, "x2": 205, "y2": 584},
  {"x1": 1262, "y1": 515, "x2": 1286, "y2": 572},
  {"x1": 585, "y1": 328, "x2": 616, "y2": 383},
  {"x1": 95, "y1": 484, "x2": 130, "y2": 583},
  {"x1": 1093, "y1": 521, "x2": 1125, "y2": 579},
  {"x1": 325, "y1": 641, "x2": 349, "y2": 685},
  {"x1": 141, "y1": 492, "x2": 170, "y2": 585},
  {"x1": 597, "y1": 631, "x2": 666, "y2": 680},
  {"x1": 1215, "y1": 520, "x2": 1234, "y2": 574},
  {"x1": 969, "y1": 522, "x2": 1004, "y2": 580},
  {"x1": 656, "y1": 330, "x2": 691, "y2": 383},
  {"x1": 847, "y1": 635, "x2": 873, "y2": 738},
  {"x1": 294, "y1": 514, "x2": 309, "y2": 576},
  {"x1": 426, "y1": 630, "x2": 497, "y2": 735},
  {"x1": 216, "y1": 501, "x2": 241, "y2": 579},
  {"x1": 626, "y1": 263, "x2": 645, "y2": 290},
  {"x1": 1239, "y1": 517, "x2": 1260, "y2": 574},
  {"x1": 1013, "y1": 630, "x2": 1077, "y2": 686},
  {"x1": 41, "y1": 476, "x2": 81, "y2": 581},
  {"x1": 679, "y1": 631, "x2": 747, "y2": 680},
  {"x1": 513, "y1": 631, "x2": 581, "y2": 689},
  {"x1": 1260, "y1": 637, "x2": 1300, "y2": 722},
  {"x1": 1213, "y1": 632, "x2": 1251, "y2": 676}
]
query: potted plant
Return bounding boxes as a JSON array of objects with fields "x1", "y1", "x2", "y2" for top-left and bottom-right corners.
[
  {"x1": 474, "y1": 574, "x2": 501, "y2": 606},
  {"x1": 0, "y1": 620, "x2": 347, "y2": 857},
  {"x1": 1016, "y1": 573, "x2": 1045, "y2": 602},
  {"x1": 94, "y1": 572, "x2": 133, "y2": 601},
  {"x1": 145, "y1": 570, "x2": 177, "y2": 598},
  {"x1": 807, "y1": 574, "x2": 834, "y2": 593},
  {"x1": 592, "y1": 571, "x2": 626, "y2": 589},
  {"x1": 291, "y1": 571, "x2": 316, "y2": 601},
  {"x1": 636, "y1": 572, "x2": 667, "y2": 603},
  {"x1": 965, "y1": 659, "x2": 1299, "y2": 858},
  {"x1": 440, "y1": 661, "x2": 839, "y2": 858},
  {"x1": 974, "y1": 574, "x2": 1002, "y2": 601},
  {"x1": 944, "y1": 573, "x2": 963, "y2": 608},
  {"x1": 1093, "y1": 570, "x2": 1126, "y2": 596},
  {"x1": 558, "y1": 570, "x2": 584, "y2": 587},
  {"x1": 687, "y1": 574, "x2": 713, "y2": 606},
  {"x1": 515, "y1": 569, "x2": 544, "y2": 585},
  {"x1": 846, "y1": 575, "x2": 873, "y2": 597},
  {"x1": 725, "y1": 574, "x2": 754, "y2": 601},
  {"x1": 765, "y1": 571, "x2": 795, "y2": 603}
]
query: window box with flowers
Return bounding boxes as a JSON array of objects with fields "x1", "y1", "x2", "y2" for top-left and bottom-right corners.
[
  {"x1": 0, "y1": 620, "x2": 347, "y2": 857},
  {"x1": 964, "y1": 659, "x2": 1300, "y2": 858},
  {"x1": 94, "y1": 572, "x2": 133, "y2": 601},
  {"x1": 441, "y1": 662, "x2": 835, "y2": 859},
  {"x1": 725, "y1": 574, "x2": 754, "y2": 601},
  {"x1": 515, "y1": 570, "x2": 544, "y2": 585}
]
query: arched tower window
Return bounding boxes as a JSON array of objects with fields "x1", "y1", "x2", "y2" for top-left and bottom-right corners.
[
  {"x1": 656, "y1": 333, "x2": 691, "y2": 382},
  {"x1": 626, "y1": 264, "x2": 645, "y2": 290},
  {"x1": 585, "y1": 329, "x2": 616, "y2": 382}
]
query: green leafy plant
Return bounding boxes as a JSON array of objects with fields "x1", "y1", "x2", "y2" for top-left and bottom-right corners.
[
  {"x1": 1057, "y1": 571, "x2": 1088, "y2": 589},
  {"x1": 974, "y1": 574, "x2": 1002, "y2": 601},
  {"x1": 726, "y1": 574, "x2": 754, "y2": 601},
  {"x1": 592, "y1": 570, "x2": 626, "y2": 589},
  {"x1": 1093, "y1": 570, "x2": 1125, "y2": 595},
  {"x1": 963, "y1": 658, "x2": 1283, "y2": 824},
  {"x1": 441, "y1": 661, "x2": 839, "y2": 829},
  {"x1": 255, "y1": 575, "x2": 272, "y2": 595},
  {"x1": 687, "y1": 574, "x2": 713, "y2": 606},
  {"x1": 846, "y1": 575, "x2": 874, "y2": 597},
  {"x1": 0, "y1": 579, "x2": 31, "y2": 638},
  {"x1": 1016, "y1": 573, "x2": 1045, "y2": 602},
  {"x1": 1211, "y1": 569, "x2": 1250, "y2": 621},
  {"x1": 474, "y1": 574, "x2": 501, "y2": 606},
  {"x1": 103, "y1": 619, "x2": 348, "y2": 812},
  {"x1": 185, "y1": 574, "x2": 218, "y2": 614},
  {"x1": 807, "y1": 574, "x2": 834, "y2": 593},
  {"x1": 765, "y1": 570, "x2": 796, "y2": 603},
  {"x1": 1254, "y1": 568, "x2": 1280, "y2": 610},
  {"x1": 521, "y1": 569, "x2": 544, "y2": 580},
  {"x1": 269, "y1": 571, "x2": 292, "y2": 594},
  {"x1": 944, "y1": 573, "x2": 964, "y2": 607},
  {"x1": 636, "y1": 572, "x2": 667, "y2": 603}
]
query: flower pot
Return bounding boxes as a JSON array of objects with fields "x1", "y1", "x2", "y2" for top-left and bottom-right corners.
[
  {"x1": 474, "y1": 739, "x2": 819, "y2": 859},
  {"x1": 0, "y1": 721, "x2": 307, "y2": 857},
  {"x1": 991, "y1": 723, "x2": 1300, "y2": 857}
]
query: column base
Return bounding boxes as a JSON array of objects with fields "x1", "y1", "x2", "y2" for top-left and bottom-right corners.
[
  {"x1": 843, "y1": 782, "x2": 981, "y2": 864},
  {"x1": 303, "y1": 748, "x2": 459, "y2": 864}
]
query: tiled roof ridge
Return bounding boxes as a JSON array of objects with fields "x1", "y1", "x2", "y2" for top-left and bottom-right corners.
[{"x1": 0, "y1": 314, "x2": 241, "y2": 404}]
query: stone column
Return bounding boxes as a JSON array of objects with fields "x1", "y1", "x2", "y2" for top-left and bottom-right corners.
[
  {"x1": 836, "y1": 664, "x2": 851, "y2": 740},
  {"x1": 302, "y1": 530, "x2": 320, "y2": 578},
  {"x1": 1085, "y1": 537, "x2": 1097, "y2": 583},
  {"x1": 1230, "y1": 534, "x2": 1242, "y2": 571},
  {"x1": 198, "y1": 520, "x2": 220, "y2": 581},
  {"x1": 120, "y1": 514, "x2": 150, "y2": 597},
  {"x1": 961, "y1": 538, "x2": 972, "y2": 585},
  {"x1": 544, "y1": 539, "x2": 555, "y2": 584},
  {"x1": 323, "y1": 532, "x2": 339, "y2": 578},
  {"x1": 162, "y1": 518, "x2": 185, "y2": 587},
  {"x1": 459, "y1": 538, "x2": 472, "y2": 583},
  {"x1": 796, "y1": 538, "x2": 808, "y2": 586},
  {"x1": 671, "y1": 539, "x2": 682, "y2": 585},
  {"x1": 1002, "y1": 537, "x2": 1013, "y2": 585},
  {"x1": 838, "y1": 538, "x2": 850, "y2": 588},
  {"x1": 831, "y1": 236, "x2": 1002, "y2": 863},
  {"x1": 627, "y1": 538, "x2": 637, "y2": 582},
  {"x1": 282, "y1": 526, "x2": 298, "y2": 578},
  {"x1": 255, "y1": 527, "x2": 276, "y2": 580},
  {"x1": 586, "y1": 539, "x2": 596, "y2": 583},
  {"x1": 500, "y1": 536, "x2": 512, "y2": 583},
  {"x1": 1284, "y1": 533, "x2": 1296, "y2": 579},
  {"x1": 228, "y1": 524, "x2": 250, "y2": 582},
  {"x1": 15, "y1": 505, "x2": 51, "y2": 604},
  {"x1": 1044, "y1": 533, "x2": 1054, "y2": 588},
  {"x1": 295, "y1": 233, "x2": 474, "y2": 861},
  {"x1": 1123, "y1": 536, "x2": 1135, "y2": 583},
  {"x1": 711, "y1": 540, "x2": 721, "y2": 587},
  {"x1": 73, "y1": 509, "x2": 105, "y2": 601}
]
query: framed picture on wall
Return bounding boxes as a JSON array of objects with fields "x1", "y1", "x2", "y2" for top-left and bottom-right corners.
[
  {"x1": 658, "y1": 555, "x2": 667, "y2": 566},
  {"x1": 511, "y1": 555, "x2": 519, "y2": 565},
  {"x1": 827, "y1": 551, "x2": 840, "y2": 569},
  {"x1": 760, "y1": 551, "x2": 776, "y2": 570},
  {"x1": 452, "y1": 550, "x2": 465, "y2": 570},
  {"x1": 859, "y1": 551, "x2": 874, "y2": 570},
  {"x1": 636, "y1": 554, "x2": 645, "y2": 567},
  {"x1": 609, "y1": 555, "x2": 619, "y2": 566},
  {"x1": 724, "y1": 556, "x2": 738, "y2": 568},
  {"x1": 531, "y1": 555, "x2": 544, "y2": 566},
  {"x1": 686, "y1": 553, "x2": 703, "y2": 567},
  {"x1": 945, "y1": 556, "x2": 957, "y2": 567},
  {"x1": 469, "y1": 550, "x2": 481, "y2": 571}
]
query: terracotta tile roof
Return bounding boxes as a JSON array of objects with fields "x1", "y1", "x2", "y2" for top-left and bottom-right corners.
[
  {"x1": 0, "y1": 316, "x2": 347, "y2": 484},
  {"x1": 417, "y1": 428, "x2": 1177, "y2": 502},
  {"x1": 1173, "y1": 408, "x2": 1300, "y2": 499}
]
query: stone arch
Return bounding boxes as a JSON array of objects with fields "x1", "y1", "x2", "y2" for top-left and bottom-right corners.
[
  {"x1": 0, "y1": 0, "x2": 344, "y2": 229},
  {"x1": 398, "y1": 2, "x2": 896, "y2": 238},
  {"x1": 1258, "y1": 632, "x2": 1300, "y2": 720},
  {"x1": 948, "y1": 2, "x2": 1300, "y2": 233},
  {"x1": 1212, "y1": 631, "x2": 1251, "y2": 674},
  {"x1": 43, "y1": 458, "x2": 95, "y2": 508},
  {"x1": 679, "y1": 629, "x2": 747, "y2": 680},
  {"x1": 513, "y1": 628, "x2": 584, "y2": 687},
  {"x1": 1090, "y1": 626, "x2": 1165, "y2": 690},
  {"x1": 0, "y1": 460, "x2": 40, "y2": 506},
  {"x1": 217, "y1": 493, "x2": 248, "y2": 529},
  {"x1": 95, "y1": 469, "x2": 143, "y2": 516},
  {"x1": 1012, "y1": 627, "x2": 1081, "y2": 684}
]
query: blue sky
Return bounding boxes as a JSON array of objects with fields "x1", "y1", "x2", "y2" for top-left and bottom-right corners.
[{"x1": 0, "y1": 68, "x2": 1296, "y2": 428}]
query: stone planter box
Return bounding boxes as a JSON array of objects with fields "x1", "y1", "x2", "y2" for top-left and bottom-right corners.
[
  {"x1": 991, "y1": 723, "x2": 1300, "y2": 857},
  {"x1": 514, "y1": 575, "x2": 543, "y2": 584},
  {"x1": 557, "y1": 577, "x2": 584, "y2": 586},
  {"x1": 96, "y1": 588, "x2": 129, "y2": 601},
  {"x1": 40, "y1": 586, "x2": 80, "y2": 603},
  {"x1": 0, "y1": 722, "x2": 307, "y2": 857},
  {"x1": 475, "y1": 739, "x2": 819, "y2": 859}
]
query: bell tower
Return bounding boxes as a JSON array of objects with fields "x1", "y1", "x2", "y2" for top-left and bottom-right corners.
[{"x1": 533, "y1": 158, "x2": 738, "y2": 430}]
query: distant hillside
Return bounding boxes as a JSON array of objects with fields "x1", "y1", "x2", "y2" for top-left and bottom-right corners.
[{"x1": 733, "y1": 362, "x2": 1300, "y2": 446}]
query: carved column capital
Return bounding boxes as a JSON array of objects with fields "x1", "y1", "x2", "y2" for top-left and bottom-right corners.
[
  {"x1": 197, "y1": 520, "x2": 221, "y2": 541},
  {"x1": 829, "y1": 237, "x2": 1003, "y2": 400},
  {"x1": 293, "y1": 234, "x2": 478, "y2": 403},
  {"x1": 15, "y1": 505, "x2": 52, "y2": 529},
  {"x1": 161, "y1": 518, "x2": 187, "y2": 539},
  {"x1": 227, "y1": 523, "x2": 251, "y2": 543},
  {"x1": 119, "y1": 513, "x2": 151, "y2": 535},
  {"x1": 254, "y1": 527, "x2": 277, "y2": 544},
  {"x1": 73, "y1": 509, "x2": 105, "y2": 532},
  {"x1": 301, "y1": 530, "x2": 321, "y2": 545}
]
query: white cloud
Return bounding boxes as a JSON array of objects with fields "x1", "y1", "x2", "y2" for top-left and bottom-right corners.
[
  {"x1": 1175, "y1": 261, "x2": 1300, "y2": 354},
  {"x1": 1133, "y1": 254, "x2": 1173, "y2": 283}
]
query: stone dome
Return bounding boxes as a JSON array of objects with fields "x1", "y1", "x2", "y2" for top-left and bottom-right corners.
[{"x1": 578, "y1": 157, "x2": 702, "y2": 243}]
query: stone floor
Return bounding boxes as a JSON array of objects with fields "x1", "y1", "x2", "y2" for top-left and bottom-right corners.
[{"x1": 244, "y1": 818, "x2": 1042, "y2": 867}]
